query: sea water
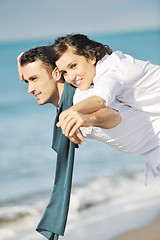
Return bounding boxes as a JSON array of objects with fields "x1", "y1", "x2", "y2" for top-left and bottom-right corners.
[{"x1": 0, "y1": 29, "x2": 160, "y2": 240}]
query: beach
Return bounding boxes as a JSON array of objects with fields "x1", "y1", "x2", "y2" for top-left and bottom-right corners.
[
  {"x1": 112, "y1": 215, "x2": 160, "y2": 240},
  {"x1": 1, "y1": 29, "x2": 160, "y2": 240}
]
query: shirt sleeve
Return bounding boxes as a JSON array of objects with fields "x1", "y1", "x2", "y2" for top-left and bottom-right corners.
[{"x1": 92, "y1": 70, "x2": 124, "y2": 107}]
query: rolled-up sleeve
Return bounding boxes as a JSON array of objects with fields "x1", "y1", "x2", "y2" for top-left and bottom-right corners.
[{"x1": 92, "y1": 70, "x2": 124, "y2": 107}]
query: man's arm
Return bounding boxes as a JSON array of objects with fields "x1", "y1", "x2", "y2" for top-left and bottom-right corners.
[
  {"x1": 57, "y1": 95, "x2": 106, "y2": 134},
  {"x1": 57, "y1": 107, "x2": 121, "y2": 140}
]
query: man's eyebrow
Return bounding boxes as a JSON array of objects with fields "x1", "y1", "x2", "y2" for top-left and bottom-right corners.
[
  {"x1": 23, "y1": 75, "x2": 38, "y2": 83},
  {"x1": 28, "y1": 74, "x2": 38, "y2": 80}
]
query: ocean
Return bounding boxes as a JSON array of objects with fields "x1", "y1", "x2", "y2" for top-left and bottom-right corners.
[{"x1": 0, "y1": 29, "x2": 160, "y2": 240}]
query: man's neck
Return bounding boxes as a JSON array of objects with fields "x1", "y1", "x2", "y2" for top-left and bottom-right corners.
[{"x1": 56, "y1": 82, "x2": 64, "y2": 107}]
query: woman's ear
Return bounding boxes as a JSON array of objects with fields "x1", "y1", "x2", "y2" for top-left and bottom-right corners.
[
  {"x1": 52, "y1": 67, "x2": 64, "y2": 83},
  {"x1": 90, "y1": 55, "x2": 96, "y2": 65}
]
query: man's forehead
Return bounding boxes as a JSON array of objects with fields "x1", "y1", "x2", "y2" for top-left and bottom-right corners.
[
  {"x1": 22, "y1": 60, "x2": 45, "y2": 78},
  {"x1": 24, "y1": 59, "x2": 44, "y2": 69}
]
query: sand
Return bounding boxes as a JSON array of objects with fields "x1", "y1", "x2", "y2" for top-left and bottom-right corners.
[{"x1": 112, "y1": 215, "x2": 160, "y2": 240}]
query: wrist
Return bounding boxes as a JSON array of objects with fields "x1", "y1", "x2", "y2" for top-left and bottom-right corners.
[{"x1": 84, "y1": 114, "x2": 96, "y2": 127}]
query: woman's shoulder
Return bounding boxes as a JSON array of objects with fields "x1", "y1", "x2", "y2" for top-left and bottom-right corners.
[
  {"x1": 95, "y1": 51, "x2": 127, "y2": 76},
  {"x1": 97, "y1": 51, "x2": 128, "y2": 66}
]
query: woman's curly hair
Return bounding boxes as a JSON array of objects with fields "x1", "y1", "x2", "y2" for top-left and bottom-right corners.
[{"x1": 51, "y1": 34, "x2": 112, "y2": 64}]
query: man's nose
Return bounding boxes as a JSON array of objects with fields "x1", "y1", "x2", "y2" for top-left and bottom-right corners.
[{"x1": 28, "y1": 82, "x2": 35, "y2": 94}]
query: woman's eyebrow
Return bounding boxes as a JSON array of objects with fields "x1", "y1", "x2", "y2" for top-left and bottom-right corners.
[{"x1": 67, "y1": 61, "x2": 76, "y2": 67}]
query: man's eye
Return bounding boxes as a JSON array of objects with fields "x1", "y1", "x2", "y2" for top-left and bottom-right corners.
[
  {"x1": 71, "y1": 64, "x2": 76, "y2": 69},
  {"x1": 24, "y1": 80, "x2": 29, "y2": 84}
]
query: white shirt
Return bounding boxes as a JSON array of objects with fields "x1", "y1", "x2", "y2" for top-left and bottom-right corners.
[
  {"x1": 91, "y1": 51, "x2": 160, "y2": 113},
  {"x1": 74, "y1": 86, "x2": 160, "y2": 185}
]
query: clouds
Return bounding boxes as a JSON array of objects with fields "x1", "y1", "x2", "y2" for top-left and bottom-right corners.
[{"x1": 0, "y1": 0, "x2": 159, "y2": 42}]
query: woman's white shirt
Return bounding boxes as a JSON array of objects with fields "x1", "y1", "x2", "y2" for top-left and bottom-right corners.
[
  {"x1": 92, "y1": 51, "x2": 160, "y2": 113},
  {"x1": 73, "y1": 86, "x2": 160, "y2": 185}
]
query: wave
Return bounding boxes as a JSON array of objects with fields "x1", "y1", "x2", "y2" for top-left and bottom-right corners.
[
  {"x1": 1, "y1": 172, "x2": 160, "y2": 225},
  {"x1": 70, "y1": 172, "x2": 160, "y2": 214},
  {"x1": 0, "y1": 205, "x2": 41, "y2": 225},
  {"x1": 1, "y1": 173, "x2": 160, "y2": 240}
]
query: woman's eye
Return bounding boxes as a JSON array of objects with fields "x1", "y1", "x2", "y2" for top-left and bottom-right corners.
[{"x1": 62, "y1": 71, "x2": 67, "y2": 76}]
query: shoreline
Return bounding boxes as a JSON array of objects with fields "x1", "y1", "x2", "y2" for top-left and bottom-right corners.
[{"x1": 111, "y1": 215, "x2": 160, "y2": 240}]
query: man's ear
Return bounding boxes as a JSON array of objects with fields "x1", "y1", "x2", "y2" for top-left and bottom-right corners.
[{"x1": 52, "y1": 67, "x2": 64, "y2": 83}]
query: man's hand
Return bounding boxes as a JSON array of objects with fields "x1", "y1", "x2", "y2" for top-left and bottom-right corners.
[
  {"x1": 57, "y1": 108, "x2": 86, "y2": 144},
  {"x1": 57, "y1": 109, "x2": 90, "y2": 138},
  {"x1": 17, "y1": 52, "x2": 24, "y2": 81},
  {"x1": 57, "y1": 107, "x2": 121, "y2": 144},
  {"x1": 66, "y1": 130, "x2": 86, "y2": 145}
]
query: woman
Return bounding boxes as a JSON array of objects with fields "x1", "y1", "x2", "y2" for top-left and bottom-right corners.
[
  {"x1": 52, "y1": 33, "x2": 160, "y2": 114},
  {"x1": 50, "y1": 34, "x2": 160, "y2": 185}
]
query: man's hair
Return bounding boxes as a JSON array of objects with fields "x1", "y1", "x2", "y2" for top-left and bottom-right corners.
[
  {"x1": 20, "y1": 46, "x2": 56, "y2": 73},
  {"x1": 51, "y1": 33, "x2": 112, "y2": 64}
]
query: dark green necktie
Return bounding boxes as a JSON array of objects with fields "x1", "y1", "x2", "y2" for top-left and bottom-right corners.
[{"x1": 36, "y1": 82, "x2": 78, "y2": 240}]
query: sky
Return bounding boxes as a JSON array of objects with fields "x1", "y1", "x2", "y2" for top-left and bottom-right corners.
[{"x1": 0, "y1": 0, "x2": 159, "y2": 42}]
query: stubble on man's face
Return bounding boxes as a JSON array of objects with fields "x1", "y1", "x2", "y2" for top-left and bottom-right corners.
[{"x1": 21, "y1": 60, "x2": 59, "y2": 106}]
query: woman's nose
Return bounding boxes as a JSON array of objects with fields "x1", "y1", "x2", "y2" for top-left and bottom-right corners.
[{"x1": 67, "y1": 71, "x2": 76, "y2": 82}]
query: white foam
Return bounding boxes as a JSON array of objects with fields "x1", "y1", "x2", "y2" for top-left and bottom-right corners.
[
  {"x1": 1, "y1": 172, "x2": 160, "y2": 240},
  {"x1": 0, "y1": 229, "x2": 15, "y2": 240}
]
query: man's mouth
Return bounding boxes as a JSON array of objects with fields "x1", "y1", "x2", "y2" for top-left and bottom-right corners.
[
  {"x1": 74, "y1": 78, "x2": 82, "y2": 87},
  {"x1": 34, "y1": 92, "x2": 41, "y2": 99}
]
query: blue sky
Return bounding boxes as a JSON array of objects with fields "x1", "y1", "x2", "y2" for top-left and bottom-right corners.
[{"x1": 0, "y1": 0, "x2": 159, "y2": 42}]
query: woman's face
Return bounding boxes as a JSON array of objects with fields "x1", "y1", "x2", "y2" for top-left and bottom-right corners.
[{"x1": 56, "y1": 47, "x2": 96, "y2": 91}]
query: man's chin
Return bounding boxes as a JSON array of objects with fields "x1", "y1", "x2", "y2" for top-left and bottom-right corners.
[{"x1": 37, "y1": 99, "x2": 46, "y2": 105}]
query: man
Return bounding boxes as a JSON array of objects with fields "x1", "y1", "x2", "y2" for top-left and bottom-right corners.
[{"x1": 17, "y1": 47, "x2": 123, "y2": 240}]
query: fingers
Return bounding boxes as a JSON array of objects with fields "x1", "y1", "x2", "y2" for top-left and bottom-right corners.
[
  {"x1": 67, "y1": 131, "x2": 86, "y2": 144},
  {"x1": 57, "y1": 115, "x2": 83, "y2": 137},
  {"x1": 57, "y1": 113, "x2": 73, "y2": 135},
  {"x1": 75, "y1": 131, "x2": 86, "y2": 143},
  {"x1": 65, "y1": 117, "x2": 82, "y2": 136},
  {"x1": 57, "y1": 115, "x2": 86, "y2": 144},
  {"x1": 57, "y1": 109, "x2": 87, "y2": 137},
  {"x1": 68, "y1": 120, "x2": 82, "y2": 137}
]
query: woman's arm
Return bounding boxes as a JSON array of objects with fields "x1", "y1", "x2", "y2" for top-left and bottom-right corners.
[{"x1": 70, "y1": 95, "x2": 106, "y2": 114}]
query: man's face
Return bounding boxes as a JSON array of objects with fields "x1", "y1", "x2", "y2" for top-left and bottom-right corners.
[{"x1": 21, "y1": 60, "x2": 59, "y2": 106}]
